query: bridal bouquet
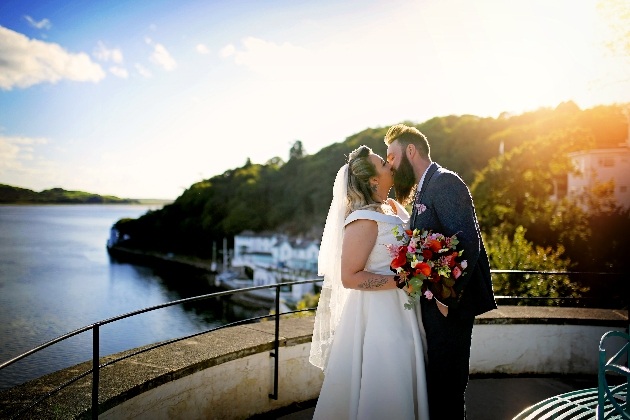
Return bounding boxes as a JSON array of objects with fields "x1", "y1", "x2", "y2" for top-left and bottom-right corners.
[{"x1": 386, "y1": 226, "x2": 467, "y2": 310}]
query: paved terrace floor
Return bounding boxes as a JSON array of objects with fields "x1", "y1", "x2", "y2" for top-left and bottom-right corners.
[{"x1": 266, "y1": 376, "x2": 599, "y2": 420}]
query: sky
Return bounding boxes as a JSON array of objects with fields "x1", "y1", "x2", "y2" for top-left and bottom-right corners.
[{"x1": 0, "y1": 0, "x2": 628, "y2": 200}]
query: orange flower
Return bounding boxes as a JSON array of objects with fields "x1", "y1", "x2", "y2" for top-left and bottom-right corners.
[
  {"x1": 415, "y1": 262, "x2": 431, "y2": 277},
  {"x1": 428, "y1": 239, "x2": 442, "y2": 253},
  {"x1": 391, "y1": 248, "x2": 407, "y2": 269}
]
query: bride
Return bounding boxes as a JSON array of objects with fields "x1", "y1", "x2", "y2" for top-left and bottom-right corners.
[{"x1": 310, "y1": 145, "x2": 429, "y2": 419}]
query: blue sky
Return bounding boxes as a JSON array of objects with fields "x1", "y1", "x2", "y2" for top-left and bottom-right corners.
[{"x1": 0, "y1": 0, "x2": 628, "y2": 199}]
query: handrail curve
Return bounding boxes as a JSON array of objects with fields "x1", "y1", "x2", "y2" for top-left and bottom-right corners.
[{"x1": 0, "y1": 269, "x2": 625, "y2": 419}]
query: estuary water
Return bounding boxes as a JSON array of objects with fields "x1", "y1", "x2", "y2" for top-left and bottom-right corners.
[{"x1": 0, "y1": 204, "x2": 240, "y2": 391}]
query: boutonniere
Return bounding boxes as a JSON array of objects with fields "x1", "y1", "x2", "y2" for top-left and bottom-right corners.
[{"x1": 416, "y1": 203, "x2": 427, "y2": 215}]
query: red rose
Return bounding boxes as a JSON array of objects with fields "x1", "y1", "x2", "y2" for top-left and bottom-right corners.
[
  {"x1": 428, "y1": 272, "x2": 440, "y2": 283},
  {"x1": 391, "y1": 247, "x2": 407, "y2": 269},
  {"x1": 422, "y1": 249, "x2": 433, "y2": 260}
]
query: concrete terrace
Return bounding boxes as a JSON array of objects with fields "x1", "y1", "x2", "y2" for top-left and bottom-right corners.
[{"x1": 0, "y1": 306, "x2": 627, "y2": 419}]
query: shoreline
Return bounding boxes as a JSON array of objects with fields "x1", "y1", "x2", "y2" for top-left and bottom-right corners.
[
  {"x1": 107, "y1": 245, "x2": 219, "y2": 273},
  {"x1": 107, "y1": 245, "x2": 282, "y2": 310}
]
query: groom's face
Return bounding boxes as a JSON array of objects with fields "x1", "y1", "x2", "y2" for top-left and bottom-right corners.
[{"x1": 387, "y1": 141, "x2": 417, "y2": 205}]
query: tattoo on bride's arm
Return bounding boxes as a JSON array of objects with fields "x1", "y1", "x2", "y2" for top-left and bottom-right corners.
[{"x1": 357, "y1": 275, "x2": 389, "y2": 289}]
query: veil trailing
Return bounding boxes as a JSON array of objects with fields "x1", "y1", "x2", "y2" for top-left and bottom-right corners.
[{"x1": 309, "y1": 164, "x2": 351, "y2": 370}]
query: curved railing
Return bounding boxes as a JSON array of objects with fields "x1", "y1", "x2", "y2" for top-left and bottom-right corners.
[
  {"x1": 0, "y1": 270, "x2": 625, "y2": 419},
  {"x1": 0, "y1": 279, "x2": 322, "y2": 419}
]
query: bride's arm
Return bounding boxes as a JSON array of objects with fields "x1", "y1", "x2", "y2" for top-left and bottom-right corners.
[{"x1": 340, "y1": 219, "x2": 398, "y2": 290}]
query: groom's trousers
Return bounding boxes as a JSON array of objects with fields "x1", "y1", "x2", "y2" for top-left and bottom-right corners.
[{"x1": 421, "y1": 298, "x2": 475, "y2": 420}]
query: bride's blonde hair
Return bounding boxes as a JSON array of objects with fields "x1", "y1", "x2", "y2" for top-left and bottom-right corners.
[{"x1": 346, "y1": 145, "x2": 382, "y2": 217}]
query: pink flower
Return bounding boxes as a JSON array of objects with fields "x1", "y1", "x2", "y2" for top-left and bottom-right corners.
[
  {"x1": 424, "y1": 290, "x2": 434, "y2": 300},
  {"x1": 452, "y1": 266, "x2": 462, "y2": 279},
  {"x1": 385, "y1": 243, "x2": 400, "y2": 259},
  {"x1": 460, "y1": 260, "x2": 468, "y2": 269},
  {"x1": 442, "y1": 254, "x2": 456, "y2": 268},
  {"x1": 416, "y1": 203, "x2": 427, "y2": 214}
]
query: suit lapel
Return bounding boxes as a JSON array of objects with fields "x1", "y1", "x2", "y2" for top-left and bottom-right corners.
[
  {"x1": 416, "y1": 163, "x2": 438, "y2": 205},
  {"x1": 410, "y1": 163, "x2": 438, "y2": 228}
]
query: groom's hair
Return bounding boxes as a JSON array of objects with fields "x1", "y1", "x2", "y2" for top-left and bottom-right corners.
[{"x1": 384, "y1": 124, "x2": 431, "y2": 160}]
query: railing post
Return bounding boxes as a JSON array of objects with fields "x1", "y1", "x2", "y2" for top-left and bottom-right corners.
[
  {"x1": 269, "y1": 285, "x2": 280, "y2": 400},
  {"x1": 92, "y1": 323, "x2": 100, "y2": 419}
]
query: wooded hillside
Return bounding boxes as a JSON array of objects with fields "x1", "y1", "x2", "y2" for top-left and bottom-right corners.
[
  {"x1": 114, "y1": 102, "x2": 629, "y2": 284},
  {"x1": 0, "y1": 184, "x2": 139, "y2": 204}
]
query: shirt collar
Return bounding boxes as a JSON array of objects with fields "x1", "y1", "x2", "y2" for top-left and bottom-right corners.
[{"x1": 417, "y1": 163, "x2": 431, "y2": 193}]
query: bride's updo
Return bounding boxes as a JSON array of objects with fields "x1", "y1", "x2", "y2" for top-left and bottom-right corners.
[{"x1": 346, "y1": 145, "x2": 382, "y2": 216}]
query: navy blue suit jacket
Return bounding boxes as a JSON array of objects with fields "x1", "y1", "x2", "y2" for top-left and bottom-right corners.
[{"x1": 410, "y1": 162, "x2": 497, "y2": 319}]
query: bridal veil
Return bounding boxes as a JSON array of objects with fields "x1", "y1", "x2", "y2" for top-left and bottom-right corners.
[{"x1": 309, "y1": 164, "x2": 351, "y2": 370}]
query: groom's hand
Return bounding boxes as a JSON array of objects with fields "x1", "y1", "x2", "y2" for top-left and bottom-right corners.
[{"x1": 436, "y1": 299, "x2": 448, "y2": 317}]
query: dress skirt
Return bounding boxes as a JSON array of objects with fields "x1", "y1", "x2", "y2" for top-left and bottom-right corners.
[{"x1": 313, "y1": 288, "x2": 429, "y2": 420}]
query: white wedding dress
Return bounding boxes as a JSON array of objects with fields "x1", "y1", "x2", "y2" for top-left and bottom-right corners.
[{"x1": 312, "y1": 209, "x2": 430, "y2": 420}]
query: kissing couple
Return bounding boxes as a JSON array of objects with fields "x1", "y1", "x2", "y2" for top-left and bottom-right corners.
[{"x1": 310, "y1": 123, "x2": 497, "y2": 419}]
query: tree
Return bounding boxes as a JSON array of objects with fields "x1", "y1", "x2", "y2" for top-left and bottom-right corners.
[
  {"x1": 472, "y1": 127, "x2": 592, "y2": 232},
  {"x1": 289, "y1": 140, "x2": 305, "y2": 160},
  {"x1": 485, "y1": 226, "x2": 586, "y2": 302}
]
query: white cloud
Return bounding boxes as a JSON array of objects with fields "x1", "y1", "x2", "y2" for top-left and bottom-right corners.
[
  {"x1": 145, "y1": 38, "x2": 177, "y2": 71},
  {"x1": 0, "y1": 135, "x2": 48, "y2": 174},
  {"x1": 196, "y1": 43, "x2": 210, "y2": 54},
  {"x1": 224, "y1": 37, "x2": 316, "y2": 82},
  {"x1": 135, "y1": 63, "x2": 152, "y2": 78},
  {"x1": 109, "y1": 66, "x2": 128, "y2": 78},
  {"x1": 24, "y1": 16, "x2": 51, "y2": 30},
  {"x1": 0, "y1": 26, "x2": 106, "y2": 90},
  {"x1": 219, "y1": 44, "x2": 235, "y2": 58},
  {"x1": 218, "y1": 36, "x2": 411, "y2": 83},
  {"x1": 93, "y1": 42, "x2": 127, "y2": 78},
  {"x1": 93, "y1": 41, "x2": 124, "y2": 64}
]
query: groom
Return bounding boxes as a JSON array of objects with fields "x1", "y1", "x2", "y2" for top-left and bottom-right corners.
[{"x1": 385, "y1": 124, "x2": 497, "y2": 419}]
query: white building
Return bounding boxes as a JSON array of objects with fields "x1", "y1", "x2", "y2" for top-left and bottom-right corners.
[
  {"x1": 567, "y1": 118, "x2": 630, "y2": 210},
  {"x1": 231, "y1": 231, "x2": 321, "y2": 302}
]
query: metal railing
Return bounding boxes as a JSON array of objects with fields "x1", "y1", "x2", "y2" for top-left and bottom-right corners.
[
  {"x1": 0, "y1": 270, "x2": 625, "y2": 418},
  {"x1": 0, "y1": 279, "x2": 322, "y2": 419}
]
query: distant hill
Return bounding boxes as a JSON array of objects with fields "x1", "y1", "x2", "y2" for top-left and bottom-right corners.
[
  {"x1": 0, "y1": 184, "x2": 140, "y2": 204},
  {"x1": 110, "y1": 102, "x2": 630, "y2": 273}
]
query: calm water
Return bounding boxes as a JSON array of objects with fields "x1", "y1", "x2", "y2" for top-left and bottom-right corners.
[{"x1": 0, "y1": 204, "x2": 245, "y2": 391}]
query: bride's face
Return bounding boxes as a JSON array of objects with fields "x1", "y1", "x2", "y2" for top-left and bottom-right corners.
[{"x1": 368, "y1": 153, "x2": 394, "y2": 192}]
